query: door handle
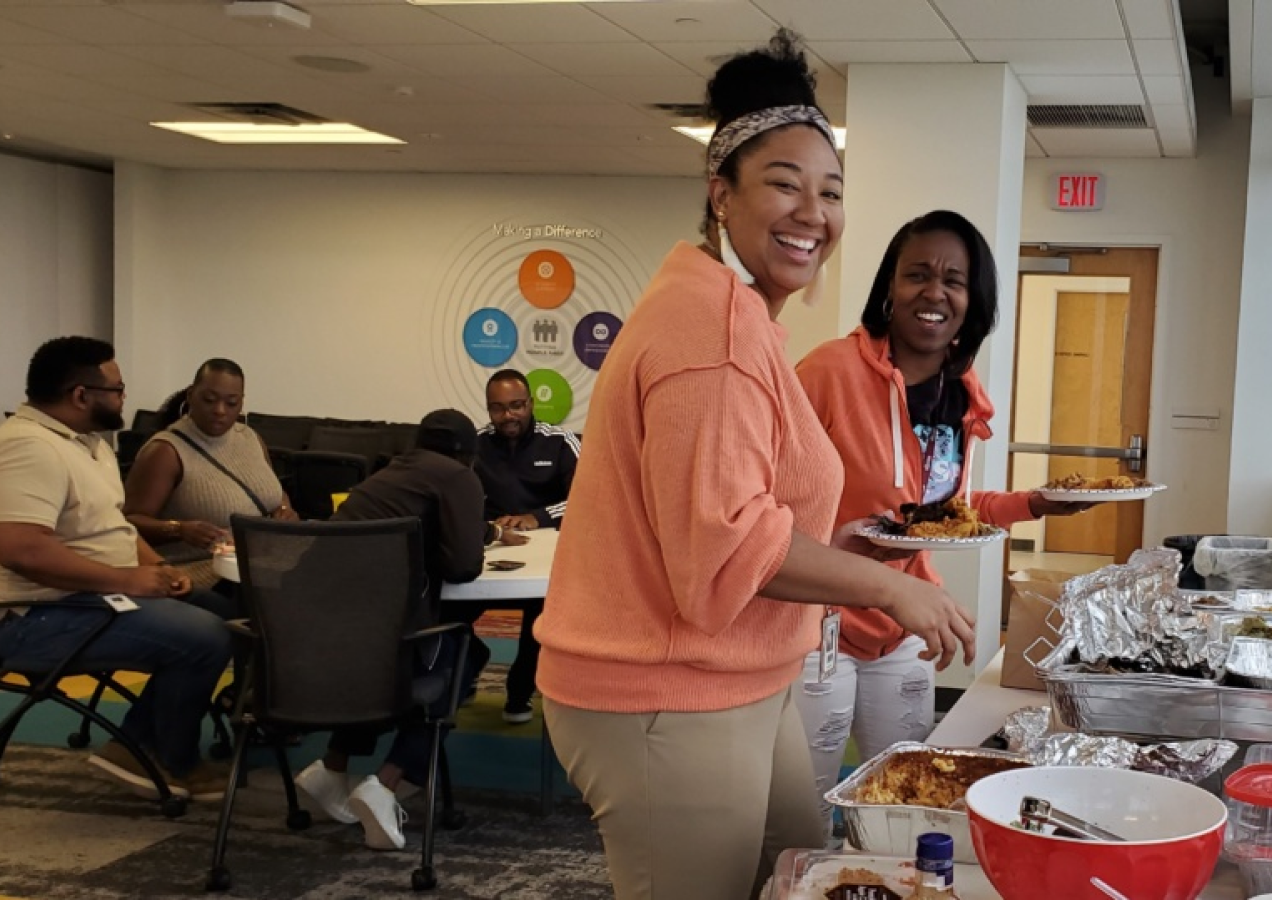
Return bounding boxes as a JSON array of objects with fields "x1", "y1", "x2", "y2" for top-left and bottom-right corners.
[{"x1": 1009, "y1": 434, "x2": 1144, "y2": 473}]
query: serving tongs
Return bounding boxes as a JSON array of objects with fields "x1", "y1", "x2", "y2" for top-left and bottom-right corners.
[{"x1": 1019, "y1": 796, "x2": 1127, "y2": 842}]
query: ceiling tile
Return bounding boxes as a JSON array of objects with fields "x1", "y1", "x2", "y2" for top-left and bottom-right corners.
[
  {"x1": 751, "y1": 0, "x2": 955, "y2": 41},
  {"x1": 582, "y1": 74, "x2": 707, "y2": 107},
  {"x1": 1118, "y1": 0, "x2": 1177, "y2": 40},
  {"x1": 1018, "y1": 74, "x2": 1146, "y2": 105},
  {"x1": 371, "y1": 43, "x2": 556, "y2": 80},
  {"x1": 1029, "y1": 127, "x2": 1161, "y2": 157},
  {"x1": 426, "y1": 4, "x2": 637, "y2": 44},
  {"x1": 809, "y1": 40, "x2": 972, "y2": 65},
  {"x1": 935, "y1": 0, "x2": 1126, "y2": 40},
  {"x1": 1131, "y1": 38, "x2": 1183, "y2": 75},
  {"x1": 0, "y1": 13, "x2": 66, "y2": 44},
  {"x1": 1149, "y1": 102, "x2": 1192, "y2": 130},
  {"x1": 965, "y1": 39, "x2": 1133, "y2": 75},
  {"x1": 1142, "y1": 74, "x2": 1186, "y2": 105},
  {"x1": 0, "y1": 5, "x2": 207, "y2": 45},
  {"x1": 1025, "y1": 131, "x2": 1047, "y2": 157},
  {"x1": 587, "y1": 1, "x2": 778, "y2": 44},
  {"x1": 512, "y1": 42, "x2": 696, "y2": 79},
  {"x1": 292, "y1": 4, "x2": 485, "y2": 45}
]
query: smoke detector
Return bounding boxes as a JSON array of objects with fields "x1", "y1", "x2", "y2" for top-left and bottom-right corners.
[{"x1": 224, "y1": 1, "x2": 312, "y2": 30}]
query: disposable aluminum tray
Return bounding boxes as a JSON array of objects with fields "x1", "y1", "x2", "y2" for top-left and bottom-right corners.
[
  {"x1": 822, "y1": 741, "x2": 1026, "y2": 864},
  {"x1": 1038, "y1": 638, "x2": 1272, "y2": 742}
]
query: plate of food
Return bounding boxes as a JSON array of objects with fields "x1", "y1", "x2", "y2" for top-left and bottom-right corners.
[
  {"x1": 857, "y1": 498, "x2": 1007, "y2": 551},
  {"x1": 1035, "y1": 473, "x2": 1167, "y2": 502}
]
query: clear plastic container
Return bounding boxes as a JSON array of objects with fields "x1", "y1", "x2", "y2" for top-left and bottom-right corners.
[
  {"x1": 1224, "y1": 762, "x2": 1272, "y2": 900},
  {"x1": 1195, "y1": 537, "x2": 1272, "y2": 591}
]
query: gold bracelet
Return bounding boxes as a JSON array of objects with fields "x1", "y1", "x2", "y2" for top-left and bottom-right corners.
[{"x1": 166, "y1": 519, "x2": 181, "y2": 540}]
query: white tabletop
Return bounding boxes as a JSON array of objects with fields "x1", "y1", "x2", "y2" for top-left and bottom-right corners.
[
  {"x1": 928, "y1": 646, "x2": 1244, "y2": 899},
  {"x1": 440, "y1": 529, "x2": 556, "y2": 601},
  {"x1": 211, "y1": 528, "x2": 557, "y2": 603}
]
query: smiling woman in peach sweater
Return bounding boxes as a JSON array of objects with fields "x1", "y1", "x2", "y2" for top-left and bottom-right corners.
[{"x1": 532, "y1": 31, "x2": 977, "y2": 900}]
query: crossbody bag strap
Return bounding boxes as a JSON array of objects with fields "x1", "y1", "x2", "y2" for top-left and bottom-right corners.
[{"x1": 169, "y1": 429, "x2": 271, "y2": 517}]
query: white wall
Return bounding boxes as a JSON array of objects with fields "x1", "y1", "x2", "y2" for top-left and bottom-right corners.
[
  {"x1": 1228, "y1": 96, "x2": 1272, "y2": 536},
  {"x1": 114, "y1": 167, "x2": 712, "y2": 430},
  {"x1": 1021, "y1": 64, "x2": 1251, "y2": 547},
  {"x1": 0, "y1": 154, "x2": 112, "y2": 411}
]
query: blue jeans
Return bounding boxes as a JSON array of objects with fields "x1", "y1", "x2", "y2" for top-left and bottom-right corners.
[{"x1": 0, "y1": 594, "x2": 232, "y2": 776}]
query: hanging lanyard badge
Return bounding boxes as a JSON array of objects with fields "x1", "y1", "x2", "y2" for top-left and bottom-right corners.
[{"x1": 818, "y1": 607, "x2": 840, "y2": 683}]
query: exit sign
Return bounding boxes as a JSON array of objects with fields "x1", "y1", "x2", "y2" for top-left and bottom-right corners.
[{"x1": 1050, "y1": 172, "x2": 1105, "y2": 210}]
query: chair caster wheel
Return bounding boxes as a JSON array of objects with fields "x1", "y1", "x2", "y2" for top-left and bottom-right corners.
[
  {"x1": 286, "y1": 809, "x2": 312, "y2": 831},
  {"x1": 162, "y1": 796, "x2": 188, "y2": 818},
  {"x1": 206, "y1": 866, "x2": 232, "y2": 892},
  {"x1": 411, "y1": 867, "x2": 436, "y2": 891},
  {"x1": 440, "y1": 809, "x2": 466, "y2": 830},
  {"x1": 208, "y1": 740, "x2": 233, "y2": 761},
  {"x1": 67, "y1": 731, "x2": 90, "y2": 749}
]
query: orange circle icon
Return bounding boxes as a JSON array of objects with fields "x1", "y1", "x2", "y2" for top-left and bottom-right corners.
[{"x1": 518, "y1": 250, "x2": 575, "y2": 309}]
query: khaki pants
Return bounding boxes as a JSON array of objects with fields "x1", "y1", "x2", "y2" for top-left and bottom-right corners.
[{"x1": 545, "y1": 686, "x2": 823, "y2": 900}]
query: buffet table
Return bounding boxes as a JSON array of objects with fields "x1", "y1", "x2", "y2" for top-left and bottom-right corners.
[{"x1": 929, "y1": 647, "x2": 1245, "y2": 899}]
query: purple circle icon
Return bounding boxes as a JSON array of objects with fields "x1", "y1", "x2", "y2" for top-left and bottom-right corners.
[{"x1": 572, "y1": 312, "x2": 623, "y2": 371}]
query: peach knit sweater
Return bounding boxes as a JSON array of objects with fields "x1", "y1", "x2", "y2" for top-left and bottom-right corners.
[{"x1": 535, "y1": 242, "x2": 843, "y2": 713}]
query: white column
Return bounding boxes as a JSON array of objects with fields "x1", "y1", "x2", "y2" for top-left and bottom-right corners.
[
  {"x1": 838, "y1": 64, "x2": 1028, "y2": 685},
  {"x1": 1227, "y1": 96, "x2": 1272, "y2": 535}
]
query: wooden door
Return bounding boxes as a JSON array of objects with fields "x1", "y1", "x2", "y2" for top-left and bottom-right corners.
[{"x1": 1011, "y1": 247, "x2": 1158, "y2": 564}]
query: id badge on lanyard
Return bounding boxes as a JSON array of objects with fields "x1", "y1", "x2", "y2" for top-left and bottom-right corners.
[{"x1": 818, "y1": 608, "x2": 840, "y2": 683}]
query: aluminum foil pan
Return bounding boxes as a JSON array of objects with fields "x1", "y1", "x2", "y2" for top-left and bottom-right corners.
[
  {"x1": 1001, "y1": 706, "x2": 1237, "y2": 782},
  {"x1": 1225, "y1": 636, "x2": 1272, "y2": 689},
  {"x1": 823, "y1": 741, "x2": 1027, "y2": 864}
]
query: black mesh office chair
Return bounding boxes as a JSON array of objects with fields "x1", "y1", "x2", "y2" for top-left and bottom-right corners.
[
  {"x1": 206, "y1": 516, "x2": 470, "y2": 893},
  {"x1": 306, "y1": 425, "x2": 386, "y2": 471},
  {"x1": 287, "y1": 450, "x2": 368, "y2": 519},
  {"x1": 0, "y1": 597, "x2": 188, "y2": 818}
]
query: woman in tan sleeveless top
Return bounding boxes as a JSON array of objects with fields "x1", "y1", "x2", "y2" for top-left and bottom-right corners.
[{"x1": 124, "y1": 358, "x2": 297, "y2": 589}]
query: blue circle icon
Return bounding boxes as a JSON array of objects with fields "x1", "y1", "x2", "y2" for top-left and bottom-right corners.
[{"x1": 463, "y1": 308, "x2": 517, "y2": 367}]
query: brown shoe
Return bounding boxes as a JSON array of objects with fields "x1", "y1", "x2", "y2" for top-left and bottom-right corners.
[
  {"x1": 169, "y1": 760, "x2": 229, "y2": 802},
  {"x1": 87, "y1": 739, "x2": 190, "y2": 800}
]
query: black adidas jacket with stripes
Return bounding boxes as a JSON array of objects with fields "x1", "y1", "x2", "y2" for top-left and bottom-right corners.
[{"x1": 475, "y1": 417, "x2": 579, "y2": 528}]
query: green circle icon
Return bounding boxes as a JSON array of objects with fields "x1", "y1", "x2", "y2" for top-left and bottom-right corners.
[{"x1": 526, "y1": 369, "x2": 573, "y2": 425}]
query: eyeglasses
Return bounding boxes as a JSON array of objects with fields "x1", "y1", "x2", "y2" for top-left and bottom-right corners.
[
  {"x1": 78, "y1": 384, "x2": 126, "y2": 395},
  {"x1": 486, "y1": 399, "x2": 529, "y2": 415}
]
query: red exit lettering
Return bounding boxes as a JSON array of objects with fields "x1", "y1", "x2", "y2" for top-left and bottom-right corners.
[{"x1": 1051, "y1": 173, "x2": 1104, "y2": 211}]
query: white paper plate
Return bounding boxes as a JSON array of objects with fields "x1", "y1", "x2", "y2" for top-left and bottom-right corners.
[
  {"x1": 856, "y1": 524, "x2": 1008, "y2": 552},
  {"x1": 772, "y1": 853, "x2": 998, "y2": 900},
  {"x1": 1035, "y1": 482, "x2": 1167, "y2": 502}
]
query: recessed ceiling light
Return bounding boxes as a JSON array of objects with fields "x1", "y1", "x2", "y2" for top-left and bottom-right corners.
[
  {"x1": 292, "y1": 55, "x2": 370, "y2": 73},
  {"x1": 150, "y1": 121, "x2": 404, "y2": 145},
  {"x1": 673, "y1": 124, "x2": 846, "y2": 151}
]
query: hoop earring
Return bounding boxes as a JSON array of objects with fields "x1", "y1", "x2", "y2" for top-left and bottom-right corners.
[
  {"x1": 882, "y1": 297, "x2": 894, "y2": 321},
  {"x1": 179, "y1": 400, "x2": 190, "y2": 418},
  {"x1": 717, "y1": 216, "x2": 755, "y2": 286}
]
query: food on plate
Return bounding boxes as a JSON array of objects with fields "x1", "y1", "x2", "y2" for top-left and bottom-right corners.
[
  {"x1": 855, "y1": 749, "x2": 1029, "y2": 809},
  {"x1": 875, "y1": 497, "x2": 996, "y2": 539},
  {"x1": 1043, "y1": 473, "x2": 1150, "y2": 490},
  {"x1": 1189, "y1": 595, "x2": 1230, "y2": 607},
  {"x1": 1237, "y1": 617, "x2": 1272, "y2": 640}
]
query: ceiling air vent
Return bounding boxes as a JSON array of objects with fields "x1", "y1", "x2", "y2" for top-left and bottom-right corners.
[
  {"x1": 1027, "y1": 104, "x2": 1148, "y2": 129},
  {"x1": 649, "y1": 102, "x2": 707, "y2": 120},
  {"x1": 184, "y1": 102, "x2": 328, "y2": 126}
]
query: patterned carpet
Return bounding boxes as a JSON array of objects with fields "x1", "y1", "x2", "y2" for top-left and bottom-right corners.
[{"x1": 0, "y1": 743, "x2": 610, "y2": 900}]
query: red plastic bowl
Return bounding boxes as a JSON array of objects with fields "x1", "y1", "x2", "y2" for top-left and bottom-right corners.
[{"x1": 966, "y1": 766, "x2": 1226, "y2": 900}]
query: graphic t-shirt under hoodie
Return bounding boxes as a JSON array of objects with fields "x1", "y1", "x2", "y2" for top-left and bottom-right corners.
[{"x1": 796, "y1": 327, "x2": 1036, "y2": 661}]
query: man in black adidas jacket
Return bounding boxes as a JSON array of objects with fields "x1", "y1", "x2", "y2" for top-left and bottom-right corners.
[{"x1": 472, "y1": 369, "x2": 580, "y2": 723}]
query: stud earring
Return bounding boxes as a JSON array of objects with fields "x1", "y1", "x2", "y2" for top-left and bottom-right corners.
[{"x1": 717, "y1": 214, "x2": 755, "y2": 286}]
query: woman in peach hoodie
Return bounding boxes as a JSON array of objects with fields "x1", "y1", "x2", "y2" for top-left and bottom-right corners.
[
  {"x1": 794, "y1": 210, "x2": 1090, "y2": 839},
  {"x1": 534, "y1": 36, "x2": 977, "y2": 900}
]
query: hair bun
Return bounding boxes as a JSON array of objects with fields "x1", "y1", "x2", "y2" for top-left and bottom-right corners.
[{"x1": 705, "y1": 28, "x2": 820, "y2": 126}]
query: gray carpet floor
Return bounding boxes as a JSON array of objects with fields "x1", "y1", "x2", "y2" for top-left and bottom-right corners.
[{"x1": 0, "y1": 743, "x2": 612, "y2": 899}]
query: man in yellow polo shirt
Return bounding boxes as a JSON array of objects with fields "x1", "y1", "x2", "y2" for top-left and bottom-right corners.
[{"x1": 0, "y1": 337, "x2": 232, "y2": 801}]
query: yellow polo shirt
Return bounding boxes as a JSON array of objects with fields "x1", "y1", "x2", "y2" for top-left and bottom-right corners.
[{"x1": 0, "y1": 404, "x2": 138, "y2": 602}]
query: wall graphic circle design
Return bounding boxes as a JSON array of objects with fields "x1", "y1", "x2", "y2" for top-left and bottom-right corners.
[
  {"x1": 573, "y1": 311, "x2": 623, "y2": 371},
  {"x1": 518, "y1": 250, "x2": 574, "y2": 309},
  {"x1": 526, "y1": 369, "x2": 573, "y2": 425},
  {"x1": 462, "y1": 307, "x2": 517, "y2": 367}
]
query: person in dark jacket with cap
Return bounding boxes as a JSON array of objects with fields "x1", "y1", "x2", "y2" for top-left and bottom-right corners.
[{"x1": 293, "y1": 408, "x2": 525, "y2": 851}]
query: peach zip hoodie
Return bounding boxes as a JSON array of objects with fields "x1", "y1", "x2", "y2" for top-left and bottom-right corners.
[
  {"x1": 534, "y1": 243, "x2": 843, "y2": 713},
  {"x1": 796, "y1": 327, "x2": 1036, "y2": 660}
]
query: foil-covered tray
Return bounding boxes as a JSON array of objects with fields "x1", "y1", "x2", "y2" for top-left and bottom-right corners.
[{"x1": 823, "y1": 741, "x2": 1027, "y2": 864}]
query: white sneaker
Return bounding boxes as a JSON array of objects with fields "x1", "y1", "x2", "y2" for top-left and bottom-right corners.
[
  {"x1": 294, "y1": 760, "x2": 358, "y2": 825},
  {"x1": 348, "y1": 775, "x2": 408, "y2": 851}
]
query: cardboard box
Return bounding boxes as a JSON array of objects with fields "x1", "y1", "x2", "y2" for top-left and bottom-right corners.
[{"x1": 1001, "y1": 569, "x2": 1071, "y2": 692}]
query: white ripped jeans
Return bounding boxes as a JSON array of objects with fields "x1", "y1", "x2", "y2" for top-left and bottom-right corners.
[{"x1": 795, "y1": 634, "x2": 936, "y2": 842}]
